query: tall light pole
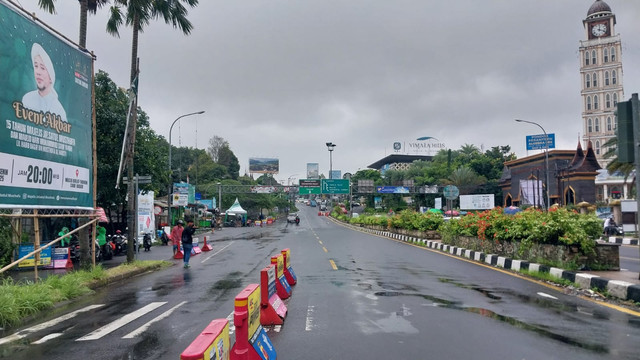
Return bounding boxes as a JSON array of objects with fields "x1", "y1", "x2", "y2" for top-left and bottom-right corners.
[
  {"x1": 515, "y1": 119, "x2": 550, "y2": 210},
  {"x1": 326, "y1": 142, "x2": 336, "y2": 179},
  {"x1": 168, "y1": 111, "x2": 205, "y2": 226}
]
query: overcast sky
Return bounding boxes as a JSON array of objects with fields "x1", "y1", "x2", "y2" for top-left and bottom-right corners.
[{"x1": 12, "y1": 0, "x2": 640, "y2": 184}]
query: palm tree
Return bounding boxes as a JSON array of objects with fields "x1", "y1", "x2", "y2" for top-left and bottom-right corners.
[
  {"x1": 106, "y1": 0, "x2": 198, "y2": 262},
  {"x1": 36, "y1": 0, "x2": 109, "y2": 48},
  {"x1": 447, "y1": 166, "x2": 486, "y2": 195}
]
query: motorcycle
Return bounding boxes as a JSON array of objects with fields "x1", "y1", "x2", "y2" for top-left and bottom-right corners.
[
  {"x1": 295, "y1": 216, "x2": 300, "y2": 225},
  {"x1": 69, "y1": 236, "x2": 102, "y2": 262},
  {"x1": 142, "y1": 232, "x2": 152, "y2": 252},
  {"x1": 102, "y1": 237, "x2": 114, "y2": 260},
  {"x1": 112, "y1": 233, "x2": 127, "y2": 256}
]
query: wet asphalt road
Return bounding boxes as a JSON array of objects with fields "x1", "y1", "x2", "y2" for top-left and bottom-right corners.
[
  {"x1": 1, "y1": 206, "x2": 640, "y2": 360},
  {"x1": 619, "y1": 245, "x2": 639, "y2": 273}
]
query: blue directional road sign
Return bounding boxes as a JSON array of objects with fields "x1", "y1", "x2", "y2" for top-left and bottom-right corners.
[{"x1": 526, "y1": 133, "x2": 555, "y2": 151}]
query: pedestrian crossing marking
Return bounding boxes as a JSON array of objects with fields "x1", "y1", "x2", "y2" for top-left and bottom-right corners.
[
  {"x1": 0, "y1": 304, "x2": 104, "y2": 346},
  {"x1": 122, "y1": 301, "x2": 187, "y2": 339},
  {"x1": 77, "y1": 302, "x2": 166, "y2": 341}
]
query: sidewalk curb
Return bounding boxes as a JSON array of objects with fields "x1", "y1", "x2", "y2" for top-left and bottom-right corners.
[{"x1": 342, "y1": 222, "x2": 640, "y2": 304}]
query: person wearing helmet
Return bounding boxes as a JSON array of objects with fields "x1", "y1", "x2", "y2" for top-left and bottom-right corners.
[{"x1": 170, "y1": 220, "x2": 184, "y2": 256}]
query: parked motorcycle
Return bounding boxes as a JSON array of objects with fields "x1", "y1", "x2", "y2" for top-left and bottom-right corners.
[
  {"x1": 111, "y1": 231, "x2": 127, "y2": 256},
  {"x1": 142, "y1": 232, "x2": 152, "y2": 252}
]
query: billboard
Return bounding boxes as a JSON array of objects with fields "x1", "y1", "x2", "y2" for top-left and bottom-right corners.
[
  {"x1": 0, "y1": 3, "x2": 93, "y2": 209},
  {"x1": 306, "y1": 163, "x2": 319, "y2": 179},
  {"x1": 249, "y1": 157, "x2": 279, "y2": 174},
  {"x1": 459, "y1": 194, "x2": 495, "y2": 210}
]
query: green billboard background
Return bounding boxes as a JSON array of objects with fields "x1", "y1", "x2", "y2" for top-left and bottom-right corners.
[{"x1": 0, "y1": 2, "x2": 93, "y2": 208}]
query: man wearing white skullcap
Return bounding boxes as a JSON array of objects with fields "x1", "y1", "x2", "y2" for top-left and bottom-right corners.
[{"x1": 21, "y1": 43, "x2": 67, "y2": 122}]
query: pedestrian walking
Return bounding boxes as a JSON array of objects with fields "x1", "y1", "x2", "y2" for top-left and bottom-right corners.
[
  {"x1": 181, "y1": 219, "x2": 197, "y2": 268},
  {"x1": 170, "y1": 220, "x2": 184, "y2": 256}
]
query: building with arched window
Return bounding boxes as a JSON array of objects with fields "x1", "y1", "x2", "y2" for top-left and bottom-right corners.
[
  {"x1": 499, "y1": 142, "x2": 600, "y2": 207},
  {"x1": 579, "y1": 0, "x2": 624, "y2": 167}
]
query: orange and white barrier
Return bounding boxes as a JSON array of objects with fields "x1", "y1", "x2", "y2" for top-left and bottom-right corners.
[
  {"x1": 180, "y1": 319, "x2": 230, "y2": 360},
  {"x1": 201, "y1": 236, "x2": 213, "y2": 252},
  {"x1": 280, "y1": 249, "x2": 297, "y2": 286},
  {"x1": 260, "y1": 264, "x2": 287, "y2": 325},
  {"x1": 270, "y1": 254, "x2": 291, "y2": 299},
  {"x1": 231, "y1": 284, "x2": 277, "y2": 360},
  {"x1": 192, "y1": 238, "x2": 202, "y2": 256}
]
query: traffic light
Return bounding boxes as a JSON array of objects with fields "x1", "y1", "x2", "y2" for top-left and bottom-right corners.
[{"x1": 616, "y1": 94, "x2": 639, "y2": 164}]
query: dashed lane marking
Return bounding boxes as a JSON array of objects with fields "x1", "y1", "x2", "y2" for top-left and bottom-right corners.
[
  {"x1": 202, "y1": 241, "x2": 235, "y2": 263},
  {"x1": 329, "y1": 259, "x2": 337, "y2": 270},
  {"x1": 537, "y1": 292, "x2": 558, "y2": 300},
  {"x1": 323, "y1": 247, "x2": 328, "y2": 253},
  {"x1": 305, "y1": 306, "x2": 315, "y2": 331},
  {"x1": 77, "y1": 302, "x2": 166, "y2": 341}
]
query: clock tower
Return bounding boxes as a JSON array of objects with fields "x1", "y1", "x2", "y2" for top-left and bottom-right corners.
[{"x1": 579, "y1": 0, "x2": 624, "y2": 166}]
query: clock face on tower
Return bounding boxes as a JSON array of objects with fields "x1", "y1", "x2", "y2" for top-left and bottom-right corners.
[{"x1": 592, "y1": 23, "x2": 607, "y2": 37}]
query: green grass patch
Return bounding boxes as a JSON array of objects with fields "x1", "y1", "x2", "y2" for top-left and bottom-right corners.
[
  {"x1": 518, "y1": 269, "x2": 577, "y2": 287},
  {"x1": 0, "y1": 260, "x2": 170, "y2": 329}
]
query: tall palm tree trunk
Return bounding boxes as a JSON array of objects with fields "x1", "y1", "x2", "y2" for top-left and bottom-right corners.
[
  {"x1": 79, "y1": 0, "x2": 88, "y2": 48},
  {"x1": 126, "y1": 14, "x2": 140, "y2": 263}
]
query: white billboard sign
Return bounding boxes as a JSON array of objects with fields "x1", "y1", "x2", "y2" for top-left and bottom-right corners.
[{"x1": 460, "y1": 194, "x2": 495, "y2": 210}]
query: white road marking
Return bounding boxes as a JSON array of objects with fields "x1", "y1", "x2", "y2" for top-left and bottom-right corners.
[
  {"x1": 122, "y1": 301, "x2": 187, "y2": 339},
  {"x1": 32, "y1": 333, "x2": 63, "y2": 344},
  {"x1": 201, "y1": 241, "x2": 235, "y2": 263},
  {"x1": 537, "y1": 292, "x2": 558, "y2": 300},
  {"x1": 305, "y1": 305, "x2": 315, "y2": 331},
  {"x1": 227, "y1": 312, "x2": 235, "y2": 335},
  {"x1": 0, "y1": 304, "x2": 104, "y2": 346},
  {"x1": 76, "y1": 302, "x2": 166, "y2": 341}
]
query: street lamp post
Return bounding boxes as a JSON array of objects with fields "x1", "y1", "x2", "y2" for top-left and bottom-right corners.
[
  {"x1": 168, "y1": 111, "x2": 205, "y2": 226},
  {"x1": 326, "y1": 142, "x2": 336, "y2": 179},
  {"x1": 515, "y1": 119, "x2": 551, "y2": 210}
]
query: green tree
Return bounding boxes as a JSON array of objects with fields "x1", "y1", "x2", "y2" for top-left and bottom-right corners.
[
  {"x1": 446, "y1": 166, "x2": 486, "y2": 195},
  {"x1": 107, "y1": 0, "x2": 198, "y2": 262},
  {"x1": 218, "y1": 145, "x2": 240, "y2": 180}
]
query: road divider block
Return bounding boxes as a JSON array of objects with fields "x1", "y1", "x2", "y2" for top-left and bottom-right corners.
[
  {"x1": 280, "y1": 249, "x2": 297, "y2": 286},
  {"x1": 260, "y1": 264, "x2": 287, "y2": 325},
  {"x1": 181, "y1": 319, "x2": 230, "y2": 360},
  {"x1": 271, "y1": 254, "x2": 291, "y2": 299},
  {"x1": 231, "y1": 284, "x2": 277, "y2": 360},
  {"x1": 201, "y1": 236, "x2": 213, "y2": 251},
  {"x1": 191, "y1": 238, "x2": 202, "y2": 256}
]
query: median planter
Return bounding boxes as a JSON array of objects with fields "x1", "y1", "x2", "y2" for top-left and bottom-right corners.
[{"x1": 443, "y1": 236, "x2": 619, "y2": 270}]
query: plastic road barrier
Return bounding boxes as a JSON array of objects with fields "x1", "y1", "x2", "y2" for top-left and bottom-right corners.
[
  {"x1": 280, "y1": 249, "x2": 297, "y2": 286},
  {"x1": 49, "y1": 247, "x2": 73, "y2": 269},
  {"x1": 181, "y1": 319, "x2": 230, "y2": 360},
  {"x1": 174, "y1": 241, "x2": 184, "y2": 259},
  {"x1": 201, "y1": 236, "x2": 213, "y2": 251},
  {"x1": 231, "y1": 284, "x2": 277, "y2": 360},
  {"x1": 192, "y1": 238, "x2": 202, "y2": 256},
  {"x1": 260, "y1": 264, "x2": 287, "y2": 325},
  {"x1": 270, "y1": 254, "x2": 291, "y2": 299}
]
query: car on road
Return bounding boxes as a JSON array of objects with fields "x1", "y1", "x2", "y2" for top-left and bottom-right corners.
[
  {"x1": 310, "y1": 200, "x2": 317, "y2": 207},
  {"x1": 287, "y1": 213, "x2": 298, "y2": 223}
]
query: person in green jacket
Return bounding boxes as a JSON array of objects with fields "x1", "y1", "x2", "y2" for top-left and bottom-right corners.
[
  {"x1": 58, "y1": 227, "x2": 71, "y2": 247},
  {"x1": 96, "y1": 225, "x2": 107, "y2": 247}
]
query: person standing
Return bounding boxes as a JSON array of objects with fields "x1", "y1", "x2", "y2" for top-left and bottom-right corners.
[
  {"x1": 181, "y1": 219, "x2": 197, "y2": 268},
  {"x1": 170, "y1": 220, "x2": 184, "y2": 256}
]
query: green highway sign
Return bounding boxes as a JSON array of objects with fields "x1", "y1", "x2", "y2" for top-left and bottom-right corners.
[
  {"x1": 321, "y1": 179, "x2": 350, "y2": 194},
  {"x1": 299, "y1": 187, "x2": 321, "y2": 195},
  {"x1": 299, "y1": 179, "x2": 321, "y2": 194}
]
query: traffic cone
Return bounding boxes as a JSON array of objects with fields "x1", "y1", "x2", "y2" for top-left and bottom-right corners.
[
  {"x1": 65, "y1": 247, "x2": 73, "y2": 269},
  {"x1": 173, "y1": 241, "x2": 184, "y2": 259},
  {"x1": 201, "y1": 236, "x2": 212, "y2": 251}
]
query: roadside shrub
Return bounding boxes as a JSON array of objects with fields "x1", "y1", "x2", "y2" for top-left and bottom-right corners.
[{"x1": 0, "y1": 218, "x2": 15, "y2": 269}]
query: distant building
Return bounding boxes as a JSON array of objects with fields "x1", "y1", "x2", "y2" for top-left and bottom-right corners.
[
  {"x1": 579, "y1": 0, "x2": 624, "y2": 165},
  {"x1": 367, "y1": 154, "x2": 432, "y2": 172},
  {"x1": 499, "y1": 142, "x2": 601, "y2": 207}
]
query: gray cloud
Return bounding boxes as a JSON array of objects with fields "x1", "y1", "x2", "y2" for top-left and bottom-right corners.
[{"x1": 17, "y1": 0, "x2": 640, "y2": 182}]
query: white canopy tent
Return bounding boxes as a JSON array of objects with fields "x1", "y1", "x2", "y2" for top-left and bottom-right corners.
[{"x1": 224, "y1": 198, "x2": 248, "y2": 225}]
